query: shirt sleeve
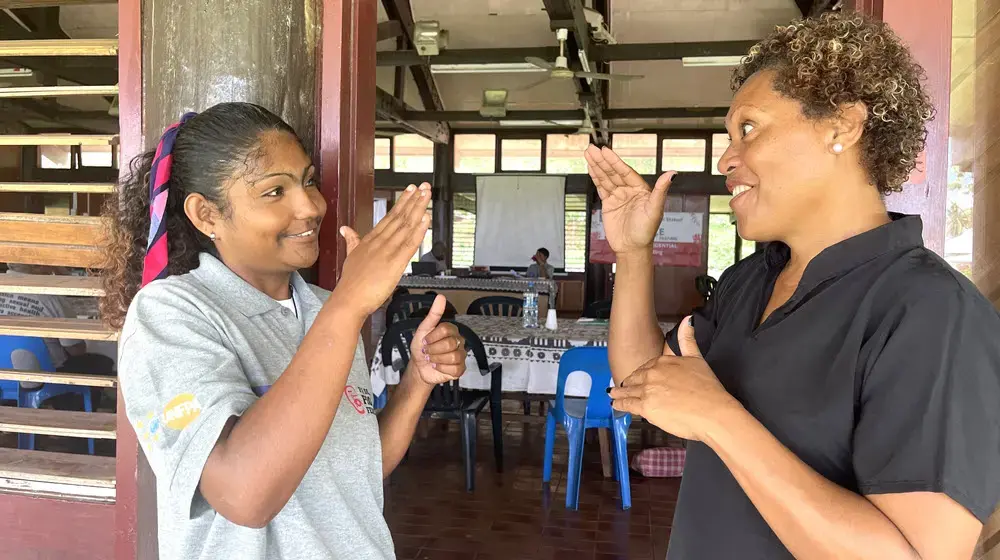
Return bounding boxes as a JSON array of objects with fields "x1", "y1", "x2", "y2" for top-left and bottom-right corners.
[
  {"x1": 118, "y1": 288, "x2": 257, "y2": 521},
  {"x1": 852, "y1": 282, "x2": 1000, "y2": 521}
]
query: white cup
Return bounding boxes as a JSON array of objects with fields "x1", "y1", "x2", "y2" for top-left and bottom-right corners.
[{"x1": 545, "y1": 309, "x2": 558, "y2": 330}]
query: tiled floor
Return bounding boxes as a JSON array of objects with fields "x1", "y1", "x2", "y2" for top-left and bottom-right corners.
[
  {"x1": 384, "y1": 408, "x2": 682, "y2": 560},
  {"x1": 3, "y1": 392, "x2": 683, "y2": 560}
]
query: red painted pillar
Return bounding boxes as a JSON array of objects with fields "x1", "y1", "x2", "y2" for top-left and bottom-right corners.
[
  {"x1": 115, "y1": 1, "x2": 149, "y2": 558},
  {"x1": 316, "y1": 0, "x2": 377, "y2": 291},
  {"x1": 848, "y1": 0, "x2": 952, "y2": 254}
]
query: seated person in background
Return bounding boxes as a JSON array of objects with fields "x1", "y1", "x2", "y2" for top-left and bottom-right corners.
[
  {"x1": 0, "y1": 263, "x2": 87, "y2": 372},
  {"x1": 419, "y1": 241, "x2": 447, "y2": 273},
  {"x1": 526, "y1": 247, "x2": 554, "y2": 279}
]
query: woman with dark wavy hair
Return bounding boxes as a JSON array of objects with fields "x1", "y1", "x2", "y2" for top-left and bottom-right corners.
[
  {"x1": 101, "y1": 102, "x2": 467, "y2": 560},
  {"x1": 587, "y1": 13, "x2": 1000, "y2": 559}
]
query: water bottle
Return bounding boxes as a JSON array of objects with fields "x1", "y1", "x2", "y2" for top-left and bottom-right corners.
[{"x1": 522, "y1": 282, "x2": 539, "y2": 328}]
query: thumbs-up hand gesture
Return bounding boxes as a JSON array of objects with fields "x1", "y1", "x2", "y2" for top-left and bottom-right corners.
[
  {"x1": 609, "y1": 316, "x2": 742, "y2": 442},
  {"x1": 409, "y1": 295, "x2": 467, "y2": 386}
]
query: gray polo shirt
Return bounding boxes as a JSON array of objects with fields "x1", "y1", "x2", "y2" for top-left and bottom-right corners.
[{"x1": 119, "y1": 253, "x2": 392, "y2": 560}]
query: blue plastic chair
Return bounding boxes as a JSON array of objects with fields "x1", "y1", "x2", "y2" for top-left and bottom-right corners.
[
  {"x1": 0, "y1": 336, "x2": 95, "y2": 455},
  {"x1": 543, "y1": 346, "x2": 631, "y2": 510}
]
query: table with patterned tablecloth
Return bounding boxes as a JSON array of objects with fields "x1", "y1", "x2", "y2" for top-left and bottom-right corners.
[
  {"x1": 398, "y1": 276, "x2": 555, "y2": 295},
  {"x1": 370, "y1": 315, "x2": 674, "y2": 398}
]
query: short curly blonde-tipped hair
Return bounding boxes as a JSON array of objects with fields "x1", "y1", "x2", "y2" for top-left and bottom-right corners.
[{"x1": 732, "y1": 12, "x2": 933, "y2": 194}]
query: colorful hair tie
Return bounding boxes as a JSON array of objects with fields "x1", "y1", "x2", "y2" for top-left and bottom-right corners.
[{"x1": 140, "y1": 112, "x2": 198, "y2": 287}]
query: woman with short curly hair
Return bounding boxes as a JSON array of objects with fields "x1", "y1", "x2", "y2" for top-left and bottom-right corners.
[{"x1": 587, "y1": 13, "x2": 1000, "y2": 559}]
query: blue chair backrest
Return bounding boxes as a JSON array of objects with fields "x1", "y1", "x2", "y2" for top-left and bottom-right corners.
[
  {"x1": 554, "y1": 346, "x2": 614, "y2": 420},
  {"x1": 0, "y1": 335, "x2": 55, "y2": 371}
]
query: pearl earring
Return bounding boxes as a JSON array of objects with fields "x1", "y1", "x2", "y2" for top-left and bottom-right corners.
[
  {"x1": 832, "y1": 143, "x2": 844, "y2": 154},
  {"x1": 209, "y1": 233, "x2": 216, "y2": 241}
]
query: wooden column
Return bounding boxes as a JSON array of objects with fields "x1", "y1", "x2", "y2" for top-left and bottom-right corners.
[
  {"x1": 316, "y1": 0, "x2": 377, "y2": 290},
  {"x1": 432, "y1": 141, "x2": 453, "y2": 268},
  {"x1": 116, "y1": 0, "x2": 153, "y2": 558},
  {"x1": 120, "y1": 2, "x2": 323, "y2": 558},
  {"x1": 973, "y1": 1, "x2": 1000, "y2": 557},
  {"x1": 878, "y1": 0, "x2": 952, "y2": 255},
  {"x1": 972, "y1": 0, "x2": 1000, "y2": 307}
]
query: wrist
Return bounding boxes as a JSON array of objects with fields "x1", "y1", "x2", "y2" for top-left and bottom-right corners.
[
  {"x1": 615, "y1": 248, "x2": 653, "y2": 267},
  {"x1": 700, "y1": 398, "x2": 751, "y2": 452},
  {"x1": 322, "y1": 289, "x2": 368, "y2": 329},
  {"x1": 402, "y1": 362, "x2": 436, "y2": 393}
]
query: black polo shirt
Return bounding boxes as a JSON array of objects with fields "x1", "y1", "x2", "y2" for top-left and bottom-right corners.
[{"x1": 664, "y1": 214, "x2": 1000, "y2": 559}]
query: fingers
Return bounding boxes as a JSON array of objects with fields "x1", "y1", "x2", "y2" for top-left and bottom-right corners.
[
  {"x1": 371, "y1": 184, "x2": 418, "y2": 237},
  {"x1": 600, "y1": 146, "x2": 646, "y2": 189},
  {"x1": 422, "y1": 322, "x2": 460, "y2": 346},
  {"x1": 619, "y1": 368, "x2": 647, "y2": 388},
  {"x1": 389, "y1": 183, "x2": 432, "y2": 252},
  {"x1": 340, "y1": 226, "x2": 361, "y2": 255},
  {"x1": 584, "y1": 145, "x2": 613, "y2": 200},
  {"x1": 611, "y1": 397, "x2": 643, "y2": 415},
  {"x1": 424, "y1": 334, "x2": 464, "y2": 358},
  {"x1": 649, "y1": 171, "x2": 676, "y2": 212},
  {"x1": 424, "y1": 347, "x2": 466, "y2": 366},
  {"x1": 593, "y1": 147, "x2": 628, "y2": 188},
  {"x1": 608, "y1": 384, "x2": 643, "y2": 401},
  {"x1": 429, "y1": 363, "x2": 464, "y2": 378},
  {"x1": 677, "y1": 315, "x2": 702, "y2": 358},
  {"x1": 415, "y1": 295, "x2": 447, "y2": 335}
]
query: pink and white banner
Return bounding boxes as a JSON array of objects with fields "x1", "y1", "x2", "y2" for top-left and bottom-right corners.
[{"x1": 590, "y1": 210, "x2": 703, "y2": 267}]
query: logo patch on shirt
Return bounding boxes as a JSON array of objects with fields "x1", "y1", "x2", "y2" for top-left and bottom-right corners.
[
  {"x1": 135, "y1": 411, "x2": 163, "y2": 444},
  {"x1": 163, "y1": 393, "x2": 202, "y2": 430},
  {"x1": 344, "y1": 385, "x2": 375, "y2": 415}
]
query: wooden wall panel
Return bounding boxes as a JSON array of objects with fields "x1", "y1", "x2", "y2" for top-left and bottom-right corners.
[{"x1": 0, "y1": 493, "x2": 114, "y2": 560}]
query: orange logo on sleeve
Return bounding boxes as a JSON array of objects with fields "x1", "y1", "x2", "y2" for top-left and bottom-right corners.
[{"x1": 162, "y1": 393, "x2": 202, "y2": 430}]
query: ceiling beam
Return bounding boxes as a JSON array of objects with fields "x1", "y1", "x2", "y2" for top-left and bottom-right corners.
[
  {"x1": 400, "y1": 107, "x2": 729, "y2": 122},
  {"x1": 377, "y1": 20, "x2": 403, "y2": 42},
  {"x1": 377, "y1": 40, "x2": 757, "y2": 66},
  {"x1": 376, "y1": 88, "x2": 449, "y2": 144},
  {"x1": 541, "y1": 0, "x2": 608, "y2": 144},
  {"x1": 380, "y1": 0, "x2": 444, "y2": 111}
]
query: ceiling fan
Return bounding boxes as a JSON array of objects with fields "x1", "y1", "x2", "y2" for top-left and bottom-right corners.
[{"x1": 517, "y1": 28, "x2": 643, "y2": 91}]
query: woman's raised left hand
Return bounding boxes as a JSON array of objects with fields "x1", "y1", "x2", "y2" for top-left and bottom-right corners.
[
  {"x1": 409, "y1": 295, "x2": 467, "y2": 385},
  {"x1": 609, "y1": 317, "x2": 744, "y2": 442}
]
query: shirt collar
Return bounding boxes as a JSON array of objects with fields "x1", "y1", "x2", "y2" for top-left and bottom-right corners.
[
  {"x1": 764, "y1": 213, "x2": 924, "y2": 289},
  {"x1": 190, "y1": 253, "x2": 322, "y2": 318}
]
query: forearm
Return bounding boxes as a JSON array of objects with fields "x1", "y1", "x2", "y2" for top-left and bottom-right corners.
[
  {"x1": 609, "y1": 250, "x2": 663, "y2": 383},
  {"x1": 377, "y1": 362, "x2": 433, "y2": 477},
  {"x1": 705, "y1": 405, "x2": 918, "y2": 560},
  {"x1": 201, "y1": 293, "x2": 365, "y2": 525}
]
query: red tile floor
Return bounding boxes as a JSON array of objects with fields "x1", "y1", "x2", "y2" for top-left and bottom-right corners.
[
  {"x1": 2, "y1": 392, "x2": 683, "y2": 560},
  {"x1": 384, "y1": 408, "x2": 682, "y2": 560}
]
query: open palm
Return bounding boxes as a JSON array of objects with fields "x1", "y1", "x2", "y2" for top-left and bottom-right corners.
[{"x1": 584, "y1": 145, "x2": 675, "y2": 254}]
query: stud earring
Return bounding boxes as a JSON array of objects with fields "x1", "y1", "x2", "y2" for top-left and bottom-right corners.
[
  {"x1": 832, "y1": 143, "x2": 844, "y2": 154},
  {"x1": 209, "y1": 232, "x2": 216, "y2": 241}
]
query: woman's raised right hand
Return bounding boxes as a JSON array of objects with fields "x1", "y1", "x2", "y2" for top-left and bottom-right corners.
[
  {"x1": 584, "y1": 145, "x2": 675, "y2": 255},
  {"x1": 336, "y1": 183, "x2": 432, "y2": 318}
]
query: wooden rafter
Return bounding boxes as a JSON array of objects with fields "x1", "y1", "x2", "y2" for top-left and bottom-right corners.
[
  {"x1": 0, "y1": 0, "x2": 115, "y2": 7},
  {"x1": 0, "y1": 39, "x2": 118, "y2": 56},
  {"x1": 0, "y1": 85, "x2": 118, "y2": 98},
  {"x1": 380, "y1": 0, "x2": 446, "y2": 112}
]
